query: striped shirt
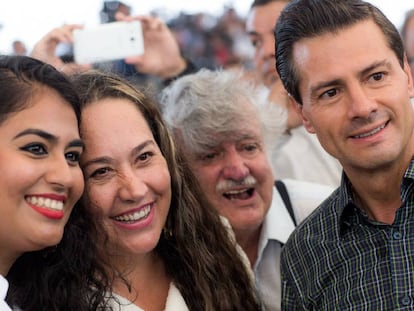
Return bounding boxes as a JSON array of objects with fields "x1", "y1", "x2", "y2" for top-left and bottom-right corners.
[{"x1": 281, "y1": 159, "x2": 414, "y2": 310}]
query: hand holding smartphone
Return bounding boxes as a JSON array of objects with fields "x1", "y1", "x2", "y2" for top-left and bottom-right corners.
[{"x1": 73, "y1": 21, "x2": 144, "y2": 64}]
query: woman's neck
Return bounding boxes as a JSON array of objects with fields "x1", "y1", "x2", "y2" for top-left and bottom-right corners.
[
  {"x1": 0, "y1": 248, "x2": 19, "y2": 276},
  {"x1": 112, "y1": 251, "x2": 171, "y2": 311}
]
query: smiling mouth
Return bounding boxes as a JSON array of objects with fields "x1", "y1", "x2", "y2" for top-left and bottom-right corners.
[
  {"x1": 351, "y1": 121, "x2": 388, "y2": 139},
  {"x1": 112, "y1": 204, "x2": 152, "y2": 223},
  {"x1": 25, "y1": 196, "x2": 64, "y2": 211},
  {"x1": 223, "y1": 188, "x2": 255, "y2": 200}
]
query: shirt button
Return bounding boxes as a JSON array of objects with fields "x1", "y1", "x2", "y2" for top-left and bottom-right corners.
[
  {"x1": 393, "y1": 231, "x2": 402, "y2": 240},
  {"x1": 401, "y1": 295, "x2": 411, "y2": 306}
]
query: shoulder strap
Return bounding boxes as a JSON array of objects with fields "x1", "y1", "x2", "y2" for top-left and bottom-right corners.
[{"x1": 275, "y1": 180, "x2": 297, "y2": 226}]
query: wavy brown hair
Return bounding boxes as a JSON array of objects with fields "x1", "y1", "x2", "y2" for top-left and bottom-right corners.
[{"x1": 72, "y1": 70, "x2": 261, "y2": 311}]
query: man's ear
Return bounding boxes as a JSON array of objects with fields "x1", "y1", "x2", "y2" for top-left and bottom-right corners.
[{"x1": 289, "y1": 95, "x2": 316, "y2": 134}]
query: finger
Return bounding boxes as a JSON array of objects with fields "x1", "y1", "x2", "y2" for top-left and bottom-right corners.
[
  {"x1": 135, "y1": 15, "x2": 163, "y2": 30},
  {"x1": 124, "y1": 55, "x2": 144, "y2": 65},
  {"x1": 60, "y1": 24, "x2": 84, "y2": 42}
]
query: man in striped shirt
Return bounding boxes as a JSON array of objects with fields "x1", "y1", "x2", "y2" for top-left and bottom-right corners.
[{"x1": 274, "y1": 0, "x2": 414, "y2": 309}]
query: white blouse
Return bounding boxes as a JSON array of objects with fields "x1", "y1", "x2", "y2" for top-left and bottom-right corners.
[{"x1": 107, "y1": 282, "x2": 189, "y2": 311}]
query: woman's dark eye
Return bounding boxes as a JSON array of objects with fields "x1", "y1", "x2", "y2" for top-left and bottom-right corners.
[
  {"x1": 21, "y1": 143, "x2": 47, "y2": 156},
  {"x1": 90, "y1": 167, "x2": 111, "y2": 178},
  {"x1": 137, "y1": 151, "x2": 154, "y2": 163},
  {"x1": 65, "y1": 151, "x2": 81, "y2": 164},
  {"x1": 139, "y1": 152, "x2": 150, "y2": 161}
]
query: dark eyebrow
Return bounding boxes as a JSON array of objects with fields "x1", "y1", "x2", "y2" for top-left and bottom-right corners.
[
  {"x1": 14, "y1": 128, "x2": 84, "y2": 150},
  {"x1": 69, "y1": 140, "x2": 85, "y2": 150},
  {"x1": 359, "y1": 60, "x2": 389, "y2": 77},
  {"x1": 82, "y1": 140, "x2": 155, "y2": 169},
  {"x1": 310, "y1": 60, "x2": 390, "y2": 96},
  {"x1": 131, "y1": 140, "x2": 155, "y2": 156},
  {"x1": 310, "y1": 78, "x2": 343, "y2": 97},
  {"x1": 82, "y1": 156, "x2": 112, "y2": 170},
  {"x1": 14, "y1": 128, "x2": 57, "y2": 142}
]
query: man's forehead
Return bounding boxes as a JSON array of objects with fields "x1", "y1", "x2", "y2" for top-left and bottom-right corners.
[
  {"x1": 291, "y1": 19, "x2": 400, "y2": 102},
  {"x1": 292, "y1": 20, "x2": 392, "y2": 71}
]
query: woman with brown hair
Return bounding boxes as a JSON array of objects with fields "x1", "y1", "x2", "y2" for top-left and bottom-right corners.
[{"x1": 73, "y1": 70, "x2": 261, "y2": 311}]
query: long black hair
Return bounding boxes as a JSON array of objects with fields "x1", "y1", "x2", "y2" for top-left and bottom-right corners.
[{"x1": 2, "y1": 55, "x2": 112, "y2": 310}]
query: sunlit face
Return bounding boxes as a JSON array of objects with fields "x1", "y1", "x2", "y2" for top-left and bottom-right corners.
[
  {"x1": 246, "y1": 1, "x2": 300, "y2": 129},
  {"x1": 0, "y1": 87, "x2": 84, "y2": 271},
  {"x1": 293, "y1": 20, "x2": 414, "y2": 174},
  {"x1": 246, "y1": 1, "x2": 288, "y2": 87},
  {"x1": 184, "y1": 108, "x2": 274, "y2": 240},
  {"x1": 81, "y1": 98, "x2": 171, "y2": 258}
]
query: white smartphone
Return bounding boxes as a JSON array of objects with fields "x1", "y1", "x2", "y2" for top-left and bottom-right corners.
[{"x1": 73, "y1": 21, "x2": 144, "y2": 64}]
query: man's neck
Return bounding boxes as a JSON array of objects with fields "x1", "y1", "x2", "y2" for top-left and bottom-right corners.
[{"x1": 346, "y1": 163, "x2": 408, "y2": 225}]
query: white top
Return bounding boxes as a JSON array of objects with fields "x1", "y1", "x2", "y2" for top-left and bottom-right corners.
[
  {"x1": 106, "y1": 217, "x2": 250, "y2": 311},
  {"x1": 107, "y1": 282, "x2": 189, "y2": 311},
  {"x1": 272, "y1": 126, "x2": 342, "y2": 187},
  {"x1": 253, "y1": 180, "x2": 335, "y2": 311},
  {"x1": 0, "y1": 275, "x2": 12, "y2": 311}
]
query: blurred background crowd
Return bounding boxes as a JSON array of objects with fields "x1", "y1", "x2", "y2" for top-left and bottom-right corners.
[
  {"x1": 1, "y1": 1, "x2": 414, "y2": 97},
  {"x1": 1, "y1": 0, "x2": 413, "y2": 71}
]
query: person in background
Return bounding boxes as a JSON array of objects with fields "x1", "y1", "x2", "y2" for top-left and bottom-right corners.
[
  {"x1": 72, "y1": 70, "x2": 261, "y2": 310},
  {"x1": 116, "y1": 14, "x2": 192, "y2": 86},
  {"x1": 0, "y1": 55, "x2": 111, "y2": 310},
  {"x1": 30, "y1": 17, "x2": 190, "y2": 89},
  {"x1": 246, "y1": 0, "x2": 342, "y2": 186},
  {"x1": 275, "y1": 0, "x2": 414, "y2": 309},
  {"x1": 97, "y1": 0, "x2": 150, "y2": 86},
  {"x1": 11, "y1": 40, "x2": 27, "y2": 56},
  {"x1": 29, "y1": 6, "x2": 341, "y2": 185},
  {"x1": 160, "y1": 68, "x2": 335, "y2": 311},
  {"x1": 100, "y1": 0, "x2": 131, "y2": 24},
  {"x1": 117, "y1": 8, "x2": 342, "y2": 186},
  {"x1": 401, "y1": 8, "x2": 414, "y2": 80}
]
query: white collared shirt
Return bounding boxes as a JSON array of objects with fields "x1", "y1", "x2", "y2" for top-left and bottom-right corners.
[
  {"x1": 254, "y1": 180, "x2": 335, "y2": 311},
  {"x1": 0, "y1": 275, "x2": 12, "y2": 311},
  {"x1": 272, "y1": 126, "x2": 342, "y2": 187}
]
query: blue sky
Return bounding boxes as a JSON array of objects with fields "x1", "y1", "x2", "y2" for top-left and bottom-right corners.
[{"x1": 0, "y1": 0, "x2": 412, "y2": 54}]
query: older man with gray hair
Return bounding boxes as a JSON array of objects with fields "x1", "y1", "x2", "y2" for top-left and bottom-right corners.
[{"x1": 160, "y1": 69, "x2": 334, "y2": 311}]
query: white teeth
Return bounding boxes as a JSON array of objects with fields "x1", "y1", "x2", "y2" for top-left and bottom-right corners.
[
  {"x1": 225, "y1": 189, "x2": 247, "y2": 195},
  {"x1": 26, "y1": 196, "x2": 64, "y2": 211},
  {"x1": 114, "y1": 205, "x2": 151, "y2": 222},
  {"x1": 354, "y1": 123, "x2": 386, "y2": 138}
]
